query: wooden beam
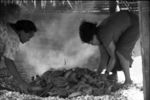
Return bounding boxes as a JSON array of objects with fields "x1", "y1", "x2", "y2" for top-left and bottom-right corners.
[{"x1": 138, "y1": 1, "x2": 150, "y2": 100}]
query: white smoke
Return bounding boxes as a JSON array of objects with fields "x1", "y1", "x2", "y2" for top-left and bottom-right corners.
[
  {"x1": 18, "y1": 12, "x2": 98, "y2": 75},
  {"x1": 15, "y1": 1, "x2": 102, "y2": 77}
]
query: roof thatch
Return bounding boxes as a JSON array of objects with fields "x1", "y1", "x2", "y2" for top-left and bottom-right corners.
[
  {"x1": 0, "y1": 0, "x2": 138, "y2": 14},
  {"x1": 0, "y1": 0, "x2": 138, "y2": 9},
  {"x1": 0, "y1": 0, "x2": 81, "y2": 8}
]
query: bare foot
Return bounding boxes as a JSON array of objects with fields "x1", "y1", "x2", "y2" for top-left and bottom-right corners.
[
  {"x1": 124, "y1": 80, "x2": 133, "y2": 85},
  {"x1": 107, "y1": 73, "x2": 118, "y2": 81},
  {"x1": 122, "y1": 80, "x2": 133, "y2": 89}
]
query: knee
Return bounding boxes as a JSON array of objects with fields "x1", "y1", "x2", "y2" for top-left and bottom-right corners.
[
  {"x1": 116, "y1": 51, "x2": 123, "y2": 61},
  {"x1": 116, "y1": 51, "x2": 129, "y2": 66}
]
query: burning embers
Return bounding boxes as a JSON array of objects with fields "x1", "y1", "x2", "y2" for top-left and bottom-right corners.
[{"x1": 29, "y1": 67, "x2": 119, "y2": 98}]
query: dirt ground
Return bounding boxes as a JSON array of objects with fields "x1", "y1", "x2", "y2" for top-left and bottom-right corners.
[
  {"x1": 0, "y1": 56, "x2": 144, "y2": 100},
  {"x1": 117, "y1": 56, "x2": 144, "y2": 100}
]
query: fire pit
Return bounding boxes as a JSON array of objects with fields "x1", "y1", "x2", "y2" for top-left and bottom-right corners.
[
  {"x1": 28, "y1": 67, "x2": 119, "y2": 98},
  {"x1": 0, "y1": 67, "x2": 121, "y2": 98},
  {"x1": 0, "y1": 67, "x2": 143, "y2": 100}
]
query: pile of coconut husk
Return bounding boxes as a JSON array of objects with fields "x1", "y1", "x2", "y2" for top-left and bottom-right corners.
[
  {"x1": 0, "y1": 67, "x2": 121, "y2": 98},
  {"x1": 28, "y1": 67, "x2": 120, "y2": 98},
  {"x1": 0, "y1": 67, "x2": 143, "y2": 100}
]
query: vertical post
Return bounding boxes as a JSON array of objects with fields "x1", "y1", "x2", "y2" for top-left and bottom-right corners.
[
  {"x1": 109, "y1": 0, "x2": 117, "y2": 15},
  {"x1": 139, "y1": 1, "x2": 150, "y2": 100}
]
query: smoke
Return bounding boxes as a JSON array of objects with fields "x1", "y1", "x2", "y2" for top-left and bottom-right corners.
[{"x1": 15, "y1": 1, "x2": 102, "y2": 77}]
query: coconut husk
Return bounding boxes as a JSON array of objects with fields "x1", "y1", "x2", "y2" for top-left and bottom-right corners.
[{"x1": 28, "y1": 67, "x2": 119, "y2": 98}]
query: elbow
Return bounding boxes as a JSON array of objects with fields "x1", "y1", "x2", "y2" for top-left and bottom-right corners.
[
  {"x1": 4, "y1": 57, "x2": 13, "y2": 67},
  {"x1": 4, "y1": 57, "x2": 12, "y2": 62}
]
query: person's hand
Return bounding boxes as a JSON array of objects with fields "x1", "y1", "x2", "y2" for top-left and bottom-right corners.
[
  {"x1": 18, "y1": 82, "x2": 30, "y2": 93},
  {"x1": 29, "y1": 85, "x2": 43, "y2": 93},
  {"x1": 104, "y1": 70, "x2": 109, "y2": 77},
  {"x1": 97, "y1": 67, "x2": 103, "y2": 74},
  {"x1": 18, "y1": 82, "x2": 43, "y2": 94},
  {"x1": 97, "y1": 66, "x2": 107, "y2": 74}
]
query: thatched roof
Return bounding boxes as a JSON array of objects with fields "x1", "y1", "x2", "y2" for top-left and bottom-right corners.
[
  {"x1": 0, "y1": 0, "x2": 82, "y2": 8},
  {"x1": 0, "y1": 0, "x2": 138, "y2": 10}
]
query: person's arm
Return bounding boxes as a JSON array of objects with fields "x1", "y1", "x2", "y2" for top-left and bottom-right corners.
[
  {"x1": 4, "y1": 57, "x2": 28, "y2": 85},
  {"x1": 4, "y1": 57, "x2": 43, "y2": 93},
  {"x1": 97, "y1": 44, "x2": 109, "y2": 73},
  {"x1": 4, "y1": 56, "x2": 32, "y2": 93},
  {"x1": 105, "y1": 41, "x2": 116, "y2": 74}
]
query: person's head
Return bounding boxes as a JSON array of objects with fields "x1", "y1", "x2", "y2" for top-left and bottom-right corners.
[
  {"x1": 14, "y1": 20, "x2": 37, "y2": 43},
  {"x1": 79, "y1": 21, "x2": 99, "y2": 45}
]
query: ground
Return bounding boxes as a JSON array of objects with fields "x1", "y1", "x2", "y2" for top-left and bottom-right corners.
[{"x1": 0, "y1": 56, "x2": 144, "y2": 100}]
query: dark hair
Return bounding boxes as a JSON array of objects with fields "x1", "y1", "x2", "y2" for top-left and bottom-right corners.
[
  {"x1": 79, "y1": 21, "x2": 97, "y2": 43},
  {"x1": 15, "y1": 20, "x2": 37, "y2": 33}
]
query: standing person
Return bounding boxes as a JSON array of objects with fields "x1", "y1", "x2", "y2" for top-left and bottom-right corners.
[
  {"x1": 0, "y1": 20, "x2": 42, "y2": 93},
  {"x1": 79, "y1": 10, "x2": 139, "y2": 85}
]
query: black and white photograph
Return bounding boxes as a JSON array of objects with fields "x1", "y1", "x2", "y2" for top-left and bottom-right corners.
[{"x1": 0, "y1": 0, "x2": 149, "y2": 100}]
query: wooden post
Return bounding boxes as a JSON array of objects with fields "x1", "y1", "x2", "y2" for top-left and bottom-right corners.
[
  {"x1": 109, "y1": 0, "x2": 117, "y2": 15},
  {"x1": 138, "y1": 1, "x2": 150, "y2": 100}
]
